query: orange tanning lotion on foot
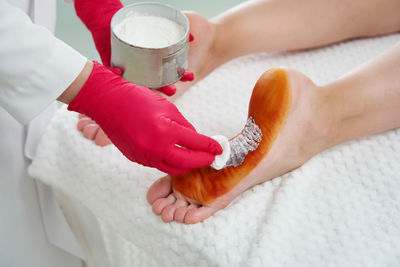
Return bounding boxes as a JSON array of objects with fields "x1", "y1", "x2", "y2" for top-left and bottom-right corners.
[{"x1": 171, "y1": 69, "x2": 292, "y2": 205}]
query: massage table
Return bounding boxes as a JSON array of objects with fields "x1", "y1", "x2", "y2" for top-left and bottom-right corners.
[{"x1": 30, "y1": 33, "x2": 400, "y2": 267}]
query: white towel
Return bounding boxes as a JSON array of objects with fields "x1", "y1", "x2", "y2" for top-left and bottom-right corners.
[{"x1": 29, "y1": 33, "x2": 400, "y2": 267}]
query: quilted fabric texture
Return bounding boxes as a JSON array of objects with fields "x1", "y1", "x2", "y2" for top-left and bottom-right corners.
[{"x1": 29, "y1": 33, "x2": 400, "y2": 267}]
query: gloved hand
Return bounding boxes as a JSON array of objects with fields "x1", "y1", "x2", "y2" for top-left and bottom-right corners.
[
  {"x1": 74, "y1": 0, "x2": 122, "y2": 67},
  {"x1": 74, "y1": 0, "x2": 194, "y2": 96},
  {"x1": 68, "y1": 61, "x2": 222, "y2": 174}
]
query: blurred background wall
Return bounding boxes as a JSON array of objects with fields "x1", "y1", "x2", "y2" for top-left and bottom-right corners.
[{"x1": 55, "y1": 0, "x2": 246, "y2": 60}]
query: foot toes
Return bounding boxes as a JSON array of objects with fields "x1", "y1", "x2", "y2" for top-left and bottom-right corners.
[
  {"x1": 82, "y1": 124, "x2": 100, "y2": 140},
  {"x1": 77, "y1": 117, "x2": 94, "y2": 131},
  {"x1": 172, "y1": 200, "x2": 189, "y2": 222},
  {"x1": 151, "y1": 193, "x2": 176, "y2": 215},
  {"x1": 175, "y1": 203, "x2": 199, "y2": 223},
  {"x1": 161, "y1": 205, "x2": 177, "y2": 222},
  {"x1": 184, "y1": 206, "x2": 215, "y2": 224},
  {"x1": 174, "y1": 206, "x2": 188, "y2": 223},
  {"x1": 147, "y1": 177, "x2": 172, "y2": 204},
  {"x1": 162, "y1": 199, "x2": 188, "y2": 223},
  {"x1": 94, "y1": 129, "x2": 112, "y2": 146}
]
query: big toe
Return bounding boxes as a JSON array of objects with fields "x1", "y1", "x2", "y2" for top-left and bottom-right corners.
[{"x1": 147, "y1": 176, "x2": 172, "y2": 204}]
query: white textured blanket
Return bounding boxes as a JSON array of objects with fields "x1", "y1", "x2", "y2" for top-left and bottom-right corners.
[{"x1": 30, "y1": 34, "x2": 400, "y2": 267}]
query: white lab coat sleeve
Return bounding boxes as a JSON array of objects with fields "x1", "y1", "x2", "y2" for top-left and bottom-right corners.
[{"x1": 0, "y1": 0, "x2": 87, "y2": 124}]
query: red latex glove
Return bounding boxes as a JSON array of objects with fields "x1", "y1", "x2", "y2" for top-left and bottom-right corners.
[
  {"x1": 74, "y1": 0, "x2": 122, "y2": 67},
  {"x1": 68, "y1": 62, "x2": 222, "y2": 174},
  {"x1": 74, "y1": 0, "x2": 194, "y2": 96}
]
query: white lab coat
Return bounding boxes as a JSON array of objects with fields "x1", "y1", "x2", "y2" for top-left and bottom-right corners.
[{"x1": 0, "y1": 0, "x2": 86, "y2": 266}]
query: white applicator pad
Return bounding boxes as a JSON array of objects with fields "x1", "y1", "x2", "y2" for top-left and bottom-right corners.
[{"x1": 210, "y1": 135, "x2": 231, "y2": 170}]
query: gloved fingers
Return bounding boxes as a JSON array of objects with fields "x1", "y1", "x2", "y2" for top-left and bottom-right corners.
[
  {"x1": 155, "y1": 84, "x2": 176, "y2": 96},
  {"x1": 169, "y1": 115, "x2": 196, "y2": 132},
  {"x1": 106, "y1": 66, "x2": 122, "y2": 76},
  {"x1": 164, "y1": 146, "x2": 215, "y2": 169},
  {"x1": 74, "y1": 0, "x2": 123, "y2": 67},
  {"x1": 155, "y1": 70, "x2": 194, "y2": 96},
  {"x1": 173, "y1": 123, "x2": 223, "y2": 155},
  {"x1": 99, "y1": 48, "x2": 111, "y2": 67},
  {"x1": 180, "y1": 71, "x2": 194, "y2": 82},
  {"x1": 158, "y1": 161, "x2": 192, "y2": 175}
]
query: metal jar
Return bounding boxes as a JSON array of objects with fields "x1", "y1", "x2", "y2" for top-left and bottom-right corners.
[{"x1": 110, "y1": 2, "x2": 190, "y2": 89}]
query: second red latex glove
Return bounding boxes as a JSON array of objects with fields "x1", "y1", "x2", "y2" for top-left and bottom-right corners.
[
  {"x1": 74, "y1": 0, "x2": 123, "y2": 67},
  {"x1": 68, "y1": 62, "x2": 222, "y2": 174}
]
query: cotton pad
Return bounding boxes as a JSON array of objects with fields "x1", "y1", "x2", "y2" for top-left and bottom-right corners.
[
  {"x1": 210, "y1": 135, "x2": 231, "y2": 170},
  {"x1": 210, "y1": 117, "x2": 262, "y2": 170}
]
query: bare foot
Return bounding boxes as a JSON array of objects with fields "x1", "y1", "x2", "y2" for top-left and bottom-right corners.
[
  {"x1": 77, "y1": 12, "x2": 218, "y2": 145},
  {"x1": 147, "y1": 68, "x2": 335, "y2": 224}
]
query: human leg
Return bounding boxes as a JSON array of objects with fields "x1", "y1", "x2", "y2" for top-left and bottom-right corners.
[
  {"x1": 148, "y1": 42, "x2": 400, "y2": 223},
  {"x1": 78, "y1": 0, "x2": 400, "y2": 147}
]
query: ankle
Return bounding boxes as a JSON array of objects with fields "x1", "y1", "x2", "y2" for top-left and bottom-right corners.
[
  {"x1": 295, "y1": 83, "x2": 341, "y2": 158},
  {"x1": 207, "y1": 19, "x2": 235, "y2": 72},
  {"x1": 317, "y1": 82, "x2": 351, "y2": 150},
  {"x1": 189, "y1": 18, "x2": 222, "y2": 81}
]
